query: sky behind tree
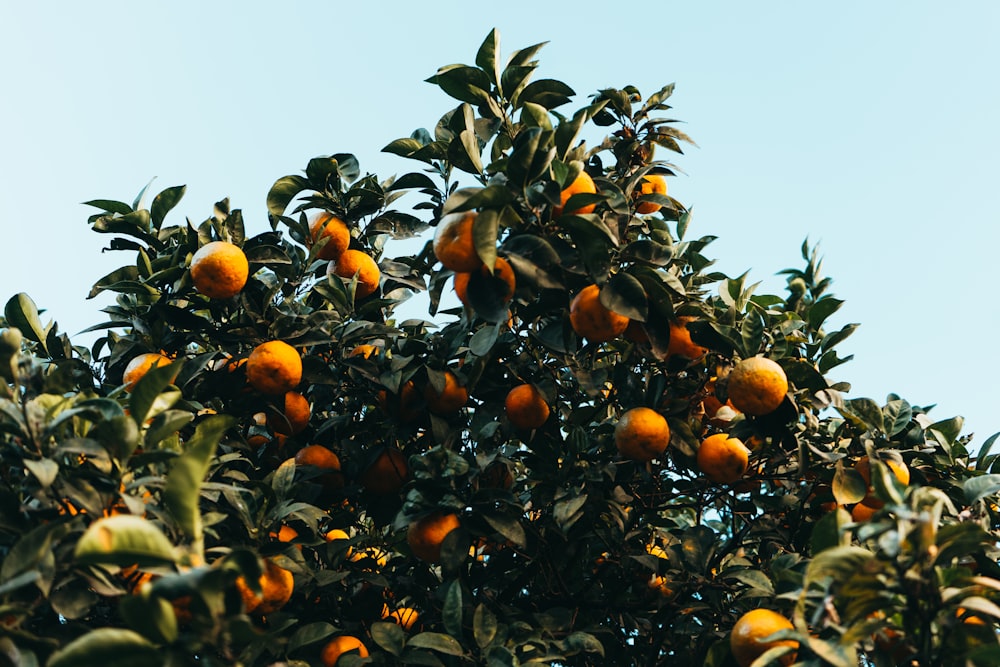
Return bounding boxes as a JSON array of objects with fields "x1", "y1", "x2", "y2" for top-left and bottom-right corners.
[{"x1": 2, "y1": 2, "x2": 998, "y2": 443}]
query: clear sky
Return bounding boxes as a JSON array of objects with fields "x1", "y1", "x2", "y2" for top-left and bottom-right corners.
[{"x1": 2, "y1": 2, "x2": 998, "y2": 445}]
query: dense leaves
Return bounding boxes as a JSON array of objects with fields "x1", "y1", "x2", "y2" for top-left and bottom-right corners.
[{"x1": 1, "y1": 29, "x2": 999, "y2": 667}]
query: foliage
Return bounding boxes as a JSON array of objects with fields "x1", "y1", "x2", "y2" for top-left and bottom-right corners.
[{"x1": 2, "y1": 28, "x2": 1000, "y2": 667}]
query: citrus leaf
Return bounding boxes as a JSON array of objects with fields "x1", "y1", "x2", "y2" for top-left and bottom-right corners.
[
  {"x1": 833, "y1": 460, "x2": 867, "y2": 505},
  {"x1": 407, "y1": 632, "x2": 465, "y2": 656},
  {"x1": 474, "y1": 603, "x2": 497, "y2": 649},
  {"x1": 267, "y1": 175, "x2": 310, "y2": 218},
  {"x1": 74, "y1": 515, "x2": 176, "y2": 568},
  {"x1": 164, "y1": 414, "x2": 235, "y2": 538},
  {"x1": 47, "y1": 628, "x2": 160, "y2": 667},
  {"x1": 964, "y1": 475, "x2": 1000, "y2": 504},
  {"x1": 4, "y1": 293, "x2": 49, "y2": 354},
  {"x1": 371, "y1": 621, "x2": 405, "y2": 656},
  {"x1": 150, "y1": 185, "x2": 186, "y2": 230}
]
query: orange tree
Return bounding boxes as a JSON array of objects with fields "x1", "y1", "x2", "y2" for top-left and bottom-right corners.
[{"x1": 2, "y1": 29, "x2": 1000, "y2": 667}]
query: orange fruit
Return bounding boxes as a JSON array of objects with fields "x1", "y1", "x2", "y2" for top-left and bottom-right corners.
[
  {"x1": 505, "y1": 384, "x2": 550, "y2": 430},
  {"x1": 324, "y1": 528, "x2": 353, "y2": 557},
  {"x1": 697, "y1": 434, "x2": 751, "y2": 484},
  {"x1": 407, "y1": 511, "x2": 462, "y2": 564},
  {"x1": 377, "y1": 380, "x2": 422, "y2": 423},
  {"x1": 726, "y1": 357, "x2": 788, "y2": 416},
  {"x1": 553, "y1": 170, "x2": 597, "y2": 217},
  {"x1": 855, "y1": 456, "x2": 910, "y2": 509},
  {"x1": 247, "y1": 341, "x2": 302, "y2": 395},
  {"x1": 329, "y1": 249, "x2": 380, "y2": 298},
  {"x1": 615, "y1": 407, "x2": 671, "y2": 462},
  {"x1": 190, "y1": 240, "x2": 250, "y2": 299},
  {"x1": 123, "y1": 352, "x2": 173, "y2": 391},
  {"x1": 308, "y1": 212, "x2": 351, "y2": 261},
  {"x1": 267, "y1": 391, "x2": 310, "y2": 435},
  {"x1": 360, "y1": 447, "x2": 409, "y2": 495},
  {"x1": 730, "y1": 609, "x2": 798, "y2": 667},
  {"x1": 850, "y1": 502, "x2": 878, "y2": 522},
  {"x1": 320, "y1": 635, "x2": 369, "y2": 667},
  {"x1": 434, "y1": 211, "x2": 483, "y2": 272},
  {"x1": 424, "y1": 371, "x2": 468, "y2": 414},
  {"x1": 667, "y1": 317, "x2": 708, "y2": 359},
  {"x1": 647, "y1": 574, "x2": 675, "y2": 597},
  {"x1": 454, "y1": 257, "x2": 516, "y2": 308},
  {"x1": 294, "y1": 444, "x2": 341, "y2": 472},
  {"x1": 635, "y1": 174, "x2": 668, "y2": 214},
  {"x1": 350, "y1": 344, "x2": 380, "y2": 359},
  {"x1": 235, "y1": 557, "x2": 294, "y2": 615},
  {"x1": 569, "y1": 284, "x2": 629, "y2": 343},
  {"x1": 478, "y1": 460, "x2": 514, "y2": 490},
  {"x1": 383, "y1": 606, "x2": 420, "y2": 631}
]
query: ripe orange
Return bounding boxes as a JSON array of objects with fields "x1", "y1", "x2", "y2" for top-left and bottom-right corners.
[
  {"x1": 730, "y1": 609, "x2": 798, "y2": 667},
  {"x1": 615, "y1": 407, "x2": 671, "y2": 462},
  {"x1": 308, "y1": 212, "x2": 351, "y2": 261},
  {"x1": 478, "y1": 460, "x2": 514, "y2": 490},
  {"x1": 635, "y1": 174, "x2": 668, "y2": 214},
  {"x1": 294, "y1": 444, "x2": 341, "y2": 472},
  {"x1": 505, "y1": 384, "x2": 550, "y2": 430},
  {"x1": 424, "y1": 370, "x2": 468, "y2": 414},
  {"x1": 324, "y1": 528, "x2": 353, "y2": 557},
  {"x1": 726, "y1": 357, "x2": 788, "y2": 416},
  {"x1": 360, "y1": 447, "x2": 409, "y2": 495},
  {"x1": 190, "y1": 240, "x2": 250, "y2": 299},
  {"x1": 329, "y1": 249, "x2": 380, "y2": 298},
  {"x1": 569, "y1": 284, "x2": 629, "y2": 343},
  {"x1": 553, "y1": 170, "x2": 597, "y2": 217},
  {"x1": 123, "y1": 352, "x2": 173, "y2": 391},
  {"x1": 697, "y1": 434, "x2": 751, "y2": 484},
  {"x1": 320, "y1": 635, "x2": 369, "y2": 667},
  {"x1": 407, "y1": 511, "x2": 462, "y2": 563},
  {"x1": 235, "y1": 557, "x2": 294, "y2": 615},
  {"x1": 350, "y1": 344, "x2": 380, "y2": 359},
  {"x1": 855, "y1": 456, "x2": 910, "y2": 509},
  {"x1": 434, "y1": 211, "x2": 483, "y2": 272},
  {"x1": 267, "y1": 391, "x2": 310, "y2": 435},
  {"x1": 623, "y1": 319, "x2": 649, "y2": 343},
  {"x1": 667, "y1": 316, "x2": 708, "y2": 359},
  {"x1": 247, "y1": 341, "x2": 302, "y2": 395},
  {"x1": 383, "y1": 606, "x2": 420, "y2": 631},
  {"x1": 377, "y1": 380, "x2": 421, "y2": 423},
  {"x1": 850, "y1": 501, "x2": 878, "y2": 522},
  {"x1": 454, "y1": 257, "x2": 516, "y2": 308},
  {"x1": 271, "y1": 524, "x2": 299, "y2": 543}
]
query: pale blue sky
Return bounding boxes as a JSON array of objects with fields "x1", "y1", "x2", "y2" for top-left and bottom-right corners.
[{"x1": 2, "y1": 2, "x2": 998, "y2": 444}]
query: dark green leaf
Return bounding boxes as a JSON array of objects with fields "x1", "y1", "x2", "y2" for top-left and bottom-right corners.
[
  {"x1": 267, "y1": 175, "x2": 310, "y2": 218},
  {"x1": 47, "y1": 628, "x2": 160, "y2": 667},
  {"x1": 408, "y1": 632, "x2": 465, "y2": 656},
  {"x1": 371, "y1": 621, "x2": 405, "y2": 656},
  {"x1": 5, "y1": 293, "x2": 49, "y2": 354},
  {"x1": 164, "y1": 415, "x2": 236, "y2": 538},
  {"x1": 602, "y1": 273, "x2": 647, "y2": 321},
  {"x1": 964, "y1": 475, "x2": 1000, "y2": 504},
  {"x1": 74, "y1": 515, "x2": 176, "y2": 568},
  {"x1": 475, "y1": 29, "x2": 500, "y2": 85},
  {"x1": 474, "y1": 603, "x2": 497, "y2": 649},
  {"x1": 150, "y1": 185, "x2": 186, "y2": 230},
  {"x1": 516, "y1": 78, "x2": 575, "y2": 110}
]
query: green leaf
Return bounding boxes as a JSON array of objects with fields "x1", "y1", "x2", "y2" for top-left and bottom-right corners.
[
  {"x1": 839, "y1": 398, "x2": 884, "y2": 433},
  {"x1": 482, "y1": 511, "x2": 526, "y2": 548},
  {"x1": 23, "y1": 457, "x2": 58, "y2": 488},
  {"x1": 1, "y1": 523, "x2": 62, "y2": 584},
  {"x1": 74, "y1": 515, "x2": 176, "y2": 568},
  {"x1": 88, "y1": 266, "x2": 141, "y2": 299},
  {"x1": 430, "y1": 65, "x2": 492, "y2": 105},
  {"x1": 472, "y1": 208, "x2": 499, "y2": 270},
  {"x1": 442, "y1": 579, "x2": 463, "y2": 638},
  {"x1": 164, "y1": 415, "x2": 235, "y2": 538},
  {"x1": 601, "y1": 274, "x2": 647, "y2": 321},
  {"x1": 723, "y1": 569, "x2": 774, "y2": 595},
  {"x1": 150, "y1": 185, "x2": 186, "y2": 230},
  {"x1": 807, "y1": 297, "x2": 843, "y2": 331},
  {"x1": 470, "y1": 325, "x2": 500, "y2": 357},
  {"x1": 803, "y1": 546, "x2": 876, "y2": 585},
  {"x1": 882, "y1": 399, "x2": 913, "y2": 437},
  {"x1": 964, "y1": 475, "x2": 1000, "y2": 504},
  {"x1": 371, "y1": 621, "x2": 405, "y2": 656},
  {"x1": 456, "y1": 129, "x2": 484, "y2": 174},
  {"x1": 47, "y1": 628, "x2": 160, "y2": 667},
  {"x1": 475, "y1": 29, "x2": 500, "y2": 85},
  {"x1": 929, "y1": 416, "x2": 964, "y2": 445},
  {"x1": 407, "y1": 632, "x2": 465, "y2": 657},
  {"x1": 287, "y1": 622, "x2": 337, "y2": 654},
  {"x1": 833, "y1": 461, "x2": 867, "y2": 505},
  {"x1": 515, "y1": 78, "x2": 575, "y2": 110},
  {"x1": 267, "y1": 175, "x2": 310, "y2": 218},
  {"x1": 474, "y1": 603, "x2": 497, "y2": 650},
  {"x1": 5, "y1": 293, "x2": 49, "y2": 354},
  {"x1": 118, "y1": 593, "x2": 178, "y2": 645},
  {"x1": 129, "y1": 360, "x2": 183, "y2": 426},
  {"x1": 561, "y1": 632, "x2": 604, "y2": 656}
]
